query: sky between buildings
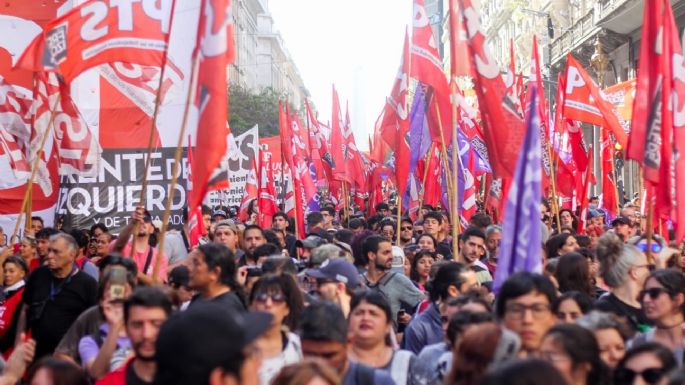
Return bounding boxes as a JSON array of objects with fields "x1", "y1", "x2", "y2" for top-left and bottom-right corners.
[{"x1": 269, "y1": 0, "x2": 412, "y2": 151}]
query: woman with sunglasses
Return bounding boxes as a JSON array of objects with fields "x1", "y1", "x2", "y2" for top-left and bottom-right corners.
[
  {"x1": 632, "y1": 270, "x2": 685, "y2": 362},
  {"x1": 249, "y1": 274, "x2": 304, "y2": 385},
  {"x1": 615, "y1": 342, "x2": 677, "y2": 385},
  {"x1": 596, "y1": 233, "x2": 653, "y2": 332},
  {"x1": 347, "y1": 291, "x2": 417, "y2": 385}
]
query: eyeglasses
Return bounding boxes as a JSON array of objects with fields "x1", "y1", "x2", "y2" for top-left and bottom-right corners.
[
  {"x1": 254, "y1": 292, "x2": 286, "y2": 304},
  {"x1": 634, "y1": 263, "x2": 656, "y2": 272},
  {"x1": 614, "y1": 367, "x2": 666, "y2": 385},
  {"x1": 401, "y1": 226, "x2": 413, "y2": 231},
  {"x1": 639, "y1": 287, "x2": 671, "y2": 302},
  {"x1": 636, "y1": 242, "x2": 662, "y2": 253},
  {"x1": 505, "y1": 303, "x2": 551, "y2": 320}
]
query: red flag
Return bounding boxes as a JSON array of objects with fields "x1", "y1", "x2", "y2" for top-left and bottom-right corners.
[
  {"x1": 186, "y1": 135, "x2": 206, "y2": 246},
  {"x1": 330, "y1": 86, "x2": 348, "y2": 183},
  {"x1": 413, "y1": 0, "x2": 451, "y2": 145},
  {"x1": 527, "y1": 36, "x2": 552, "y2": 192},
  {"x1": 601, "y1": 130, "x2": 618, "y2": 218},
  {"x1": 33, "y1": 72, "x2": 101, "y2": 176},
  {"x1": 258, "y1": 151, "x2": 278, "y2": 229},
  {"x1": 17, "y1": 0, "x2": 175, "y2": 83},
  {"x1": 189, "y1": 0, "x2": 234, "y2": 211},
  {"x1": 627, "y1": 0, "x2": 685, "y2": 240},
  {"x1": 279, "y1": 102, "x2": 301, "y2": 234},
  {"x1": 305, "y1": 99, "x2": 332, "y2": 182},
  {"x1": 448, "y1": 0, "x2": 472, "y2": 78},
  {"x1": 239, "y1": 157, "x2": 258, "y2": 222},
  {"x1": 343, "y1": 104, "x2": 366, "y2": 193},
  {"x1": 454, "y1": 0, "x2": 525, "y2": 180},
  {"x1": 380, "y1": 29, "x2": 411, "y2": 197},
  {"x1": 562, "y1": 55, "x2": 628, "y2": 148},
  {"x1": 577, "y1": 147, "x2": 594, "y2": 234}
]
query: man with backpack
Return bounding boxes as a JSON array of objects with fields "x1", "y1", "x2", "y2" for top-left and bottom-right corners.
[{"x1": 361, "y1": 236, "x2": 421, "y2": 329}]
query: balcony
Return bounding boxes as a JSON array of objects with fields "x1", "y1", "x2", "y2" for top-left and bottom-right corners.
[{"x1": 549, "y1": 8, "x2": 599, "y2": 66}]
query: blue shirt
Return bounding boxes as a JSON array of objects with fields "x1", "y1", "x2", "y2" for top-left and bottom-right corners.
[
  {"x1": 402, "y1": 303, "x2": 443, "y2": 354},
  {"x1": 342, "y1": 362, "x2": 396, "y2": 385}
]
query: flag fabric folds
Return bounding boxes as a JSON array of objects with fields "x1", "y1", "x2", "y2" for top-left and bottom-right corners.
[
  {"x1": 454, "y1": 0, "x2": 524, "y2": 180},
  {"x1": 562, "y1": 55, "x2": 627, "y2": 148},
  {"x1": 189, "y1": 0, "x2": 234, "y2": 211},
  {"x1": 18, "y1": 0, "x2": 175, "y2": 82},
  {"x1": 628, "y1": 0, "x2": 685, "y2": 240},
  {"x1": 380, "y1": 29, "x2": 411, "y2": 198},
  {"x1": 494, "y1": 88, "x2": 543, "y2": 293}
]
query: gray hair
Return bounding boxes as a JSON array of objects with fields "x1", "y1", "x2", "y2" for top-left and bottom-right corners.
[
  {"x1": 596, "y1": 232, "x2": 643, "y2": 288},
  {"x1": 310, "y1": 244, "x2": 350, "y2": 266},
  {"x1": 577, "y1": 311, "x2": 631, "y2": 340},
  {"x1": 485, "y1": 225, "x2": 502, "y2": 238},
  {"x1": 49, "y1": 233, "x2": 78, "y2": 253}
]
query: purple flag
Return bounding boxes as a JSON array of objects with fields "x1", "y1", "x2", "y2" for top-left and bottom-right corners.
[
  {"x1": 403, "y1": 84, "x2": 431, "y2": 207},
  {"x1": 493, "y1": 87, "x2": 543, "y2": 293}
]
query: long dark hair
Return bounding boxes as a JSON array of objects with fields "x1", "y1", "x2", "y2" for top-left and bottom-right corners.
[
  {"x1": 544, "y1": 323, "x2": 611, "y2": 385},
  {"x1": 479, "y1": 358, "x2": 568, "y2": 385},
  {"x1": 644, "y1": 269, "x2": 685, "y2": 316},
  {"x1": 250, "y1": 274, "x2": 304, "y2": 331},
  {"x1": 555, "y1": 252, "x2": 595, "y2": 297},
  {"x1": 197, "y1": 243, "x2": 246, "y2": 307},
  {"x1": 410, "y1": 250, "x2": 437, "y2": 283}
]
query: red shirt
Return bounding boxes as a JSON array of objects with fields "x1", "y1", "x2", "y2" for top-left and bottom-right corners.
[{"x1": 95, "y1": 358, "x2": 132, "y2": 385}]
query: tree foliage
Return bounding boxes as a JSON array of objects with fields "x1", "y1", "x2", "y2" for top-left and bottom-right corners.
[{"x1": 228, "y1": 85, "x2": 288, "y2": 137}]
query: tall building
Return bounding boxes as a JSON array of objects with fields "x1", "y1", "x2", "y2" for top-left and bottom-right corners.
[{"x1": 230, "y1": 0, "x2": 310, "y2": 109}]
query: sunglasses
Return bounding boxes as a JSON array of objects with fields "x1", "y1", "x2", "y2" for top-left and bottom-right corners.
[
  {"x1": 401, "y1": 226, "x2": 413, "y2": 231},
  {"x1": 639, "y1": 287, "x2": 671, "y2": 302},
  {"x1": 254, "y1": 292, "x2": 286, "y2": 304},
  {"x1": 614, "y1": 367, "x2": 666, "y2": 385},
  {"x1": 637, "y1": 242, "x2": 662, "y2": 253}
]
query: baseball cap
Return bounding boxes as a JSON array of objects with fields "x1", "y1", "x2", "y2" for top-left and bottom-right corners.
[
  {"x1": 305, "y1": 258, "x2": 360, "y2": 289},
  {"x1": 214, "y1": 219, "x2": 239, "y2": 234},
  {"x1": 296, "y1": 235, "x2": 327, "y2": 249},
  {"x1": 611, "y1": 216, "x2": 631, "y2": 226},
  {"x1": 212, "y1": 209, "x2": 227, "y2": 220},
  {"x1": 155, "y1": 303, "x2": 272, "y2": 385}
]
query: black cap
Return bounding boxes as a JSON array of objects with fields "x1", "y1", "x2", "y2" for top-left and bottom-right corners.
[
  {"x1": 611, "y1": 216, "x2": 631, "y2": 226},
  {"x1": 154, "y1": 303, "x2": 272, "y2": 385},
  {"x1": 168, "y1": 266, "x2": 189, "y2": 289}
]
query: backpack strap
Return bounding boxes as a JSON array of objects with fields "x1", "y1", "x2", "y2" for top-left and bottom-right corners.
[
  {"x1": 142, "y1": 247, "x2": 154, "y2": 275},
  {"x1": 354, "y1": 363, "x2": 376, "y2": 385},
  {"x1": 389, "y1": 350, "x2": 413, "y2": 385}
]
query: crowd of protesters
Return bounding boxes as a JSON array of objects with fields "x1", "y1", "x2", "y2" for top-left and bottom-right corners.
[{"x1": 0, "y1": 196, "x2": 683, "y2": 385}]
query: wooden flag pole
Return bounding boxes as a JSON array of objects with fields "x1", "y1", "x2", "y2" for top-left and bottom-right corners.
[
  {"x1": 546, "y1": 136, "x2": 562, "y2": 232},
  {"x1": 396, "y1": 194, "x2": 402, "y2": 245},
  {"x1": 153, "y1": 48, "x2": 201, "y2": 283},
  {"x1": 450, "y1": 79, "x2": 460, "y2": 258},
  {"x1": 417, "y1": 144, "x2": 433, "y2": 215},
  {"x1": 130, "y1": 0, "x2": 177, "y2": 258},
  {"x1": 10, "y1": 94, "x2": 61, "y2": 245},
  {"x1": 433, "y1": 96, "x2": 457, "y2": 255}
]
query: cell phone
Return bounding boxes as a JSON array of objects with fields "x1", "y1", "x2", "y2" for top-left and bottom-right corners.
[
  {"x1": 109, "y1": 266, "x2": 127, "y2": 301},
  {"x1": 246, "y1": 266, "x2": 263, "y2": 278},
  {"x1": 397, "y1": 309, "x2": 406, "y2": 319}
]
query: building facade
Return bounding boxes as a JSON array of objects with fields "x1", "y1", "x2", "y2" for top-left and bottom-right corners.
[{"x1": 230, "y1": 0, "x2": 310, "y2": 110}]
